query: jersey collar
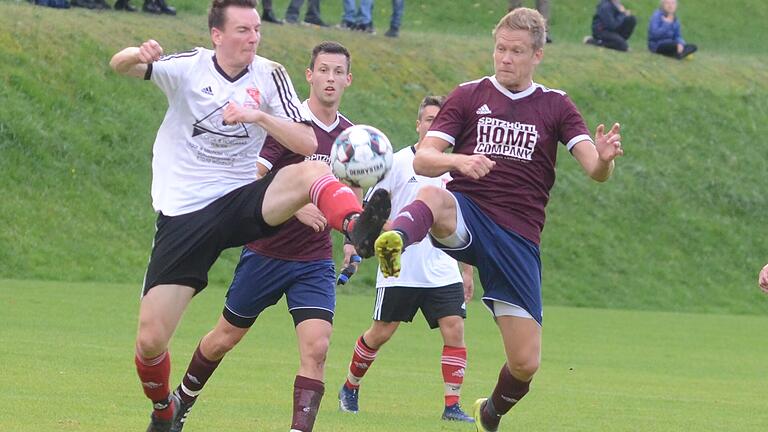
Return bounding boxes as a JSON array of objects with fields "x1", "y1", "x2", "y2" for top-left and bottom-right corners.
[
  {"x1": 303, "y1": 100, "x2": 340, "y2": 132},
  {"x1": 489, "y1": 76, "x2": 537, "y2": 100},
  {"x1": 212, "y1": 55, "x2": 250, "y2": 83}
]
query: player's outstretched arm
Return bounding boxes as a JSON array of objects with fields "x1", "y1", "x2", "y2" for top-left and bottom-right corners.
[
  {"x1": 110, "y1": 39, "x2": 164, "y2": 78},
  {"x1": 572, "y1": 123, "x2": 624, "y2": 182},
  {"x1": 758, "y1": 264, "x2": 768, "y2": 293},
  {"x1": 414, "y1": 136, "x2": 495, "y2": 179},
  {"x1": 223, "y1": 102, "x2": 317, "y2": 156}
]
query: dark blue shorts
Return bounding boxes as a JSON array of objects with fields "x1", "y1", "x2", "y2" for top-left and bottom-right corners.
[
  {"x1": 431, "y1": 192, "x2": 543, "y2": 324},
  {"x1": 223, "y1": 248, "x2": 336, "y2": 328}
]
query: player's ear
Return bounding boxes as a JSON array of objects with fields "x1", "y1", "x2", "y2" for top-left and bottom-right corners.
[
  {"x1": 211, "y1": 27, "x2": 222, "y2": 47},
  {"x1": 305, "y1": 68, "x2": 312, "y2": 83},
  {"x1": 346, "y1": 72, "x2": 353, "y2": 86}
]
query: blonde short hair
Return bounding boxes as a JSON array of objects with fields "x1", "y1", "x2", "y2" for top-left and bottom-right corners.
[{"x1": 493, "y1": 8, "x2": 547, "y2": 51}]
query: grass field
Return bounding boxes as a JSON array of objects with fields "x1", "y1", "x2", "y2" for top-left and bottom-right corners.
[{"x1": 1, "y1": 278, "x2": 767, "y2": 431}]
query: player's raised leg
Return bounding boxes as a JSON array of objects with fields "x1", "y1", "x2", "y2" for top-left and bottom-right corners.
[
  {"x1": 261, "y1": 160, "x2": 390, "y2": 258},
  {"x1": 135, "y1": 285, "x2": 195, "y2": 431},
  {"x1": 474, "y1": 315, "x2": 541, "y2": 431},
  {"x1": 375, "y1": 185, "x2": 457, "y2": 277}
]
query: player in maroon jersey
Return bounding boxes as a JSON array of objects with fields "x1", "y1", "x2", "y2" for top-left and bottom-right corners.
[
  {"x1": 164, "y1": 42, "x2": 359, "y2": 432},
  {"x1": 374, "y1": 8, "x2": 624, "y2": 431}
]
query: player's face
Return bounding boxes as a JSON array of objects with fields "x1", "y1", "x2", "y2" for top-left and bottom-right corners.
[
  {"x1": 416, "y1": 105, "x2": 440, "y2": 143},
  {"x1": 212, "y1": 7, "x2": 261, "y2": 69},
  {"x1": 306, "y1": 53, "x2": 352, "y2": 107},
  {"x1": 493, "y1": 27, "x2": 543, "y2": 91}
]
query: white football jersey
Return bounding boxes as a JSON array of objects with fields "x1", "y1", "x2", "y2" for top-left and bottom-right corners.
[
  {"x1": 147, "y1": 48, "x2": 310, "y2": 216},
  {"x1": 365, "y1": 146, "x2": 463, "y2": 288}
]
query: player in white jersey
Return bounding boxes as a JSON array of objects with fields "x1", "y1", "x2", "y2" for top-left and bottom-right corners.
[
  {"x1": 109, "y1": 2, "x2": 390, "y2": 431},
  {"x1": 338, "y1": 96, "x2": 476, "y2": 423}
]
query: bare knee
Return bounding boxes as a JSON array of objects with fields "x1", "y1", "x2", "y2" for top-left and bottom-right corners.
[
  {"x1": 300, "y1": 335, "x2": 330, "y2": 368},
  {"x1": 201, "y1": 325, "x2": 247, "y2": 360},
  {"x1": 364, "y1": 322, "x2": 398, "y2": 348},
  {"x1": 507, "y1": 356, "x2": 540, "y2": 381},
  {"x1": 136, "y1": 327, "x2": 169, "y2": 358},
  {"x1": 290, "y1": 160, "x2": 332, "y2": 187}
]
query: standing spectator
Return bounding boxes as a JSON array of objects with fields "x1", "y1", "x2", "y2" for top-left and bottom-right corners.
[
  {"x1": 584, "y1": 0, "x2": 636, "y2": 52},
  {"x1": 385, "y1": 0, "x2": 404, "y2": 37},
  {"x1": 508, "y1": 0, "x2": 551, "y2": 42},
  {"x1": 285, "y1": 0, "x2": 329, "y2": 26},
  {"x1": 262, "y1": 0, "x2": 285, "y2": 24},
  {"x1": 648, "y1": 0, "x2": 697, "y2": 60},
  {"x1": 339, "y1": 0, "x2": 375, "y2": 33}
]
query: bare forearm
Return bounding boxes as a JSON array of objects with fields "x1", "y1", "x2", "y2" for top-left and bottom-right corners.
[
  {"x1": 110, "y1": 47, "x2": 146, "y2": 78},
  {"x1": 413, "y1": 147, "x2": 459, "y2": 177},
  {"x1": 587, "y1": 158, "x2": 614, "y2": 182},
  {"x1": 256, "y1": 115, "x2": 317, "y2": 156}
]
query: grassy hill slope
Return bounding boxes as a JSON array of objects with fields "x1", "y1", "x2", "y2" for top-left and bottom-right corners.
[{"x1": 1, "y1": 1, "x2": 767, "y2": 314}]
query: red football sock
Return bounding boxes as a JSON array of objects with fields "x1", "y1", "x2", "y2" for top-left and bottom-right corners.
[
  {"x1": 135, "y1": 350, "x2": 173, "y2": 420},
  {"x1": 441, "y1": 345, "x2": 467, "y2": 406},
  {"x1": 291, "y1": 375, "x2": 325, "y2": 432},
  {"x1": 345, "y1": 335, "x2": 378, "y2": 389},
  {"x1": 309, "y1": 174, "x2": 362, "y2": 233}
]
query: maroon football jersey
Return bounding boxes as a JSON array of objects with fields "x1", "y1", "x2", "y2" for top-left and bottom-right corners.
[
  {"x1": 247, "y1": 103, "x2": 354, "y2": 261},
  {"x1": 426, "y1": 76, "x2": 592, "y2": 244}
]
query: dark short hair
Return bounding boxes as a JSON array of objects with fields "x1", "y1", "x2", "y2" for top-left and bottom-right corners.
[
  {"x1": 208, "y1": 0, "x2": 257, "y2": 30},
  {"x1": 309, "y1": 41, "x2": 352, "y2": 73},
  {"x1": 417, "y1": 95, "x2": 444, "y2": 120}
]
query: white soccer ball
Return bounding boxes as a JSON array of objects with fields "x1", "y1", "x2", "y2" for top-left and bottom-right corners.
[{"x1": 330, "y1": 125, "x2": 393, "y2": 189}]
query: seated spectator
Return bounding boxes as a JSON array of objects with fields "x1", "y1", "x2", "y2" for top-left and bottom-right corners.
[
  {"x1": 584, "y1": 0, "x2": 636, "y2": 52},
  {"x1": 142, "y1": 0, "x2": 175, "y2": 14},
  {"x1": 648, "y1": 0, "x2": 697, "y2": 60}
]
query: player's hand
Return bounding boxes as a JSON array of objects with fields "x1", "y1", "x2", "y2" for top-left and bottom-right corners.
[
  {"x1": 456, "y1": 154, "x2": 495, "y2": 180},
  {"x1": 460, "y1": 263, "x2": 474, "y2": 302},
  {"x1": 295, "y1": 204, "x2": 327, "y2": 232},
  {"x1": 594, "y1": 123, "x2": 624, "y2": 162},
  {"x1": 342, "y1": 244, "x2": 360, "y2": 270},
  {"x1": 759, "y1": 264, "x2": 768, "y2": 293},
  {"x1": 223, "y1": 101, "x2": 262, "y2": 125},
  {"x1": 137, "y1": 39, "x2": 163, "y2": 64}
]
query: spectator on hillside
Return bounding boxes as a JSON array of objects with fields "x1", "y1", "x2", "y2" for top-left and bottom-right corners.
[
  {"x1": 285, "y1": 0, "x2": 329, "y2": 26},
  {"x1": 648, "y1": 0, "x2": 697, "y2": 60},
  {"x1": 262, "y1": 0, "x2": 284, "y2": 23},
  {"x1": 508, "y1": 0, "x2": 552, "y2": 42},
  {"x1": 759, "y1": 264, "x2": 768, "y2": 294},
  {"x1": 584, "y1": 0, "x2": 636, "y2": 52},
  {"x1": 338, "y1": 0, "x2": 375, "y2": 33},
  {"x1": 143, "y1": 0, "x2": 176, "y2": 14},
  {"x1": 384, "y1": 0, "x2": 404, "y2": 37}
]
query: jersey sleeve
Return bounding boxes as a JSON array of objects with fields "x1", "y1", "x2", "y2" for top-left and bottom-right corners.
[
  {"x1": 147, "y1": 48, "x2": 201, "y2": 97},
  {"x1": 265, "y1": 66, "x2": 311, "y2": 123},
  {"x1": 558, "y1": 95, "x2": 593, "y2": 151},
  {"x1": 425, "y1": 85, "x2": 468, "y2": 147},
  {"x1": 256, "y1": 135, "x2": 289, "y2": 171}
]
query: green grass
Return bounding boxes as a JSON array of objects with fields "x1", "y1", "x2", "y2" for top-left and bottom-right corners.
[
  {"x1": 1, "y1": 0, "x2": 768, "y2": 316},
  {"x1": 1, "y1": 278, "x2": 767, "y2": 431}
]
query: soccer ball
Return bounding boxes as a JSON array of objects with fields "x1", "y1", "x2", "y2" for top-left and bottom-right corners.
[{"x1": 331, "y1": 125, "x2": 393, "y2": 188}]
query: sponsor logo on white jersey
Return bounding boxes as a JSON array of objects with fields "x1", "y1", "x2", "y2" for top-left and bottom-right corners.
[
  {"x1": 201, "y1": 86, "x2": 213, "y2": 96},
  {"x1": 476, "y1": 104, "x2": 492, "y2": 115},
  {"x1": 407, "y1": 176, "x2": 418, "y2": 184},
  {"x1": 475, "y1": 117, "x2": 539, "y2": 161}
]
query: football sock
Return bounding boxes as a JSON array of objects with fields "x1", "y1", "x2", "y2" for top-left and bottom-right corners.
[
  {"x1": 489, "y1": 363, "x2": 531, "y2": 415},
  {"x1": 135, "y1": 350, "x2": 173, "y2": 420},
  {"x1": 389, "y1": 200, "x2": 434, "y2": 248},
  {"x1": 309, "y1": 174, "x2": 362, "y2": 233},
  {"x1": 291, "y1": 375, "x2": 325, "y2": 432},
  {"x1": 441, "y1": 345, "x2": 467, "y2": 406},
  {"x1": 345, "y1": 335, "x2": 378, "y2": 389},
  {"x1": 176, "y1": 343, "x2": 222, "y2": 404}
]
